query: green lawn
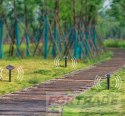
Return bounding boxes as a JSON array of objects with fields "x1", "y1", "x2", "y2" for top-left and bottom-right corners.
[
  {"x1": 64, "y1": 68, "x2": 125, "y2": 116},
  {"x1": 0, "y1": 51, "x2": 112, "y2": 95}
]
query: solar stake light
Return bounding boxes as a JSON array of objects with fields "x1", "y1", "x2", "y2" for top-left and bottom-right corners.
[
  {"x1": 6, "y1": 65, "x2": 15, "y2": 82},
  {"x1": 64, "y1": 56, "x2": 68, "y2": 67},
  {"x1": 105, "y1": 73, "x2": 111, "y2": 90}
]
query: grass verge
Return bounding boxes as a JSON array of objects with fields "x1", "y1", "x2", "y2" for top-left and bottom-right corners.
[
  {"x1": 104, "y1": 39, "x2": 125, "y2": 48},
  {"x1": 0, "y1": 51, "x2": 112, "y2": 95},
  {"x1": 64, "y1": 68, "x2": 125, "y2": 116}
]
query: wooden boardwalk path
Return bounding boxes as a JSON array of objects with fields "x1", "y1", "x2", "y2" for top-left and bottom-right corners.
[{"x1": 0, "y1": 48, "x2": 125, "y2": 116}]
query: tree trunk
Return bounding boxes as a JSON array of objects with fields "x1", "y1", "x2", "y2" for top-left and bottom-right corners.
[{"x1": 24, "y1": 0, "x2": 30, "y2": 56}]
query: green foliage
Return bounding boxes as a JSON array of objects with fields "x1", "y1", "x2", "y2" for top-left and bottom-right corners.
[
  {"x1": 84, "y1": 51, "x2": 113, "y2": 64},
  {"x1": 106, "y1": 0, "x2": 125, "y2": 27},
  {"x1": 0, "y1": 0, "x2": 104, "y2": 27},
  {"x1": 28, "y1": 77, "x2": 40, "y2": 84},
  {"x1": 104, "y1": 39, "x2": 125, "y2": 48}
]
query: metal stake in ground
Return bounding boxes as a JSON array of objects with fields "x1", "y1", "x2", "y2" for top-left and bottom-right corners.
[
  {"x1": 6, "y1": 65, "x2": 15, "y2": 82},
  {"x1": 64, "y1": 56, "x2": 68, "y2": 67},
  {"x1": 105, "y1": 74, "x2": 111, "y2": 90}
]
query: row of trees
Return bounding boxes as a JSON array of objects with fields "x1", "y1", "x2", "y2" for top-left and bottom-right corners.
[
  {"x1": 101, "y1": 0, "x2": 125, "y2": 39},
  {"x1": 0, "y1": 0, "x2": 104, "y2": 59}
]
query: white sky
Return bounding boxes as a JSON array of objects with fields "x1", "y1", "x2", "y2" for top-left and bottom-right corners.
[{"x1": 103, "y1": 0, "x2": 112, "y2": 9}]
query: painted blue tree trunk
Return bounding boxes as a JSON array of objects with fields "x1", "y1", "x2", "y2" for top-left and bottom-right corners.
[
  {"x1": 0, "y1": 20, "x2": 4, "y2": 59},
  {"x1": 74, "y1": 28, "x2": 79, "y2": 59},
  {"x1": 78, "y1": 31, "x2": 84, "y2": 59},
  {"x1": 52, "y1": 28, "x2": 58, "y2": 58},
  {"x1": 25, "y1": 33, "x2": 30, "y2": 56},
  {"x1": 93, "y1": 27, "x2": 97, "y2": 48},
  {"x1": 44, "y1": 16, "x2": 49, "y2": 59},
  {"x1": 85, "y1": 31, "x2": 90, "y2": 55},
  {"x1": 79, "y1": 43, "x2": 82, "y2": 59},
  {"x1": 64, "y1": 32, "x2": 67, "y2": 53},
  {"x1": 15, "y1": 21, "x2": 21, "y2": 57},
  {"x1": 58, "y1": 31, "x2": 62, "y2": 53}
]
